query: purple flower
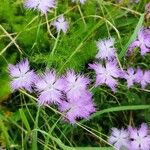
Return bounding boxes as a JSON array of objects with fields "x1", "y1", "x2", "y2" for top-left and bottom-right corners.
[
  {"x1": 25, "y1": 0, "x2": 56, "y2": 14},
  {"x1": 89, "y1": 61, "x2": 121, "y2": 92},
  {"x1": 59, "y1": 92, "x2": 95, "y2": 124},
  {"x1": 8, "y1": 59, "x2": 37, "y2": 92},
  {"x1": 96, "y1": 38, "x2": 116, "y2": 60},
  {"x1": 51, "y1": 15, "x2": 69, "y2": 34},
  {"x1": 128, "y1": 123, "x2": 150, "y2": 150},
  {"x1": 71, "y1": 0, "x2": 87, "y2": 4},
  {"x1": 124, "y1": 68, "x2": 137, "y2": 88},
  {"x1": 128, "y1": 27, "x2": 150, "y2": 56},
  {"x1": 63, "y1": 70, "x2": 90, "y2": 100},
  {"x1": 35, "y1": 71, "x2": 64, "y2": 105},
  {"x1": 145, "y1": 2, "x2": 150, "y2": 12},
  {"x1": 135, "y1": 68, "x2": 150, "y2": 89},
  {"x1": 108, "y1": 128, "x2": 129, "y2": 150}
]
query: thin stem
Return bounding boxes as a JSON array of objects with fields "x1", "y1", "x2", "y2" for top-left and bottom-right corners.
[
  {"x1": 51, "y1": 31, "x2": 60, "y2": 56},
  {"x1": 115, "y1": 53, "x2": 123, "y2": 71},
  {"x1": 0, "y1": 16, "x2": 38, "y2": 56},
  {"x1": 77, "y1": 4, "x2": 86, "y2": 26},
  {"x1": 19, "y1": 90, "x2": 111, "y2": 147},
  {"x1": 32, "y1": 106, "x2": 40, "y2": 150},
  {"x1": 46, "y1": 31, "x2": 61, "y2": 68},
  {"x1": 76, "y1": 122, "x2": 116, "y2": 148},
  {"x1": 45, "y1": 14, "x2": 56, "y2": 40},
  {"x1": 0, "y1": 25, "x2": 22, "y2": 54}
]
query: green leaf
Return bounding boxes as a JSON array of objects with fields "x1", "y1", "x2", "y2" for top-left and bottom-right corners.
[
  {"x1": 0, "y1": 73, "x2": 11, "y2": 102},
  {"x1": 32, "y1": 106, "x2": 40, "y2": 150},
  {"x1": 19, "y1": 109, "x2": 31, "y2": 132},
  {"x1": 33, "y1": 129, "x2": 72, "y2": 150},
  {"x1": 0, "y1": 117, "x2": 11, "y2": 148},
  {"x1": 126, "y1": 91, "x2": 140, "y2": 103},
  {"x1": 81, "y1": 105, "x2": 150, "y2": 123},
  {"x1": 119, "y1": 14, "x2": 145, "y2": 59}
]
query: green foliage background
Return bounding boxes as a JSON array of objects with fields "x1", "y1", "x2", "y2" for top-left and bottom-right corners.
[{"x1": 0, "y1": 0, "x2": 150, "y2": 149}]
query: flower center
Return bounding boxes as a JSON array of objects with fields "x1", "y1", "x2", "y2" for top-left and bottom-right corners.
[
  {"x1": 136, "y1": 136, "x2": 142, "y2": 144},
  {"x1": 104, "y1": 69, "x2": 110, "y2": 77},
  {"x1": 45, "y1": 83, "x2": 55, "y2": 92}
]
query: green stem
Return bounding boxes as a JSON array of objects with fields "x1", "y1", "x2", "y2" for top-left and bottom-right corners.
[
  {"x1": 46, "y1": 31, "x2": 60, "y2": 68},
  {"x1": 32, "y1": 106, "x2": 40, "y2": 150},
  {"x1": 77, "y1": 4, "x2": 86, "y2": 26},
  {"x1": 51, "y1": 31, "x2": 60, "y2": 56}
]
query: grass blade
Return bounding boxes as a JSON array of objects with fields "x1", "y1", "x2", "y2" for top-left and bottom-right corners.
[
  {"x1": 82, "y1": 105, "x2": 150, "y2": 123},
  {"x1": 0, "y1": 117, "x2": 11, "y2": 148},
  {"x1": 19, "y1": 109, "x2": 31, "y2": 132},
  {"x1": 32, "y1": 106, "x2": 40, "y2": 150},
  {"x1": 119, "y1": 13, "x2": 145, "y2": 59}
]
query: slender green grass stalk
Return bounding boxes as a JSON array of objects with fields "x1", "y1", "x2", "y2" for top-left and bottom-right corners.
[
  {"x1": 45, "y1": 14, "x2": 56, "y2": 40},
  {"x1": 19, "y1": 109, "x2": 31, "y2": 132},
  {"x1": 51, "y1": 31, "x2": 60, "y2": 56},
  {"x1": 0, "y1": 15, "x2": 38, "y2": 56},
  {"x1": 0, "y1": 118, "x2": 11, "y2": 148},
  {"x1": 84, "y1": 105, "x2": 150, "y2": 123},
  {"x1": 46, "y1": 31, "x2": 61, "y2": 68},
  {"x1": 119, "y1": 13, "x2": 145, "y2": 59},
  {"x1": 32, "y1": 106, "x2": 40, "y2": 150},
  {"x1": 77, "y1": 4, "x2": 86, "y2": 26},
  {"x1": 44, "y1": 117, "x2": 62, "y2": 150}
]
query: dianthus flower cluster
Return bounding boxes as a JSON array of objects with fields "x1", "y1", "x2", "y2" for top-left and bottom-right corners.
[
  {"x1": 123, "y1": 67, "x2": 150, "y2": 89},
  {"x1": 8, "y1": 60, "x2": 95, "y2": 124},
  {"x1": 8, "y1": 25, "x2": 150, "y2": 124},
  {"x1": 108, "y1": 123, "x2": 150, "y2": 150},
  {"x1": 89, "y1": 30, "x2": 150, "y2": 92},
  {"x1": 128, "y1": 27, "x2": 150, "y2": 56},
  {"x1": 24, "y1": 0, "x2": 69, "y2": 34},
  {"x1": 89, "y1": 38, "x2": 122, "y2": 92},
  {"x1": 10, "y1": 1, "x2": 150, "y2": 127}
]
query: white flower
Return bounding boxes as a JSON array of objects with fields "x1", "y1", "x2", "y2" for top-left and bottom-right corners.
[
  {"x1": 108, "y1": 128, "x2": 129, "y2": 150},
  {"x1": 64, "y1": 70, "x2": 90, "y2": 100},
  {"x1": 52, "y1": 15, "x2": 69, "y2": 34},
  {"x1": 25, "y1": 0, "x2": 56, "y2": 14},
  {"x1": 96, "y1": 38, "x2": 116, "y2": 60}
]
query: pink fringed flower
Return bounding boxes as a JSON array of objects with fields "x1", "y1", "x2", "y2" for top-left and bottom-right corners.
[
  {"x1": 25, "y1": 0, "x2": 56, "y2": 14},
  {"x1": 35, "y1": 71, "x2": 64, "y2": 105},
  {"x1": 59, "y1": 92, "x2": 95, "y2": 124},
  {"x1": 145, "y1": 2, "x2": 150, "y2": 12},
  {"x1": 124, "y1": 68, "x2": 137, "y2": 88},
  {"x1": 128, "y1": 123, "x2": 150, "y2": 150},
  {"x1": 108, "y1": 128, "x2": 129, "y2": 150},
  {"x1": 96, "y1": 38, "x2": 116, "y2": 60},
  {"x1": 8, "y1": 59, "x2": 37, "y2": 92},
  {"x1": 89, "y1": 61, "x2": 121, "y2": 92},
  {"x1": 128, "y1": 27, "x2": 150, "y2": 56},
  {"x1": 51, "y1": 15, "x2": 69, "y2": 34},
  {"x1": 63, "y1": 70, "x2": 90, "y2": 100},
  {"x1": 135, "y1": 68, "x2": 150, "y2": 89}
]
